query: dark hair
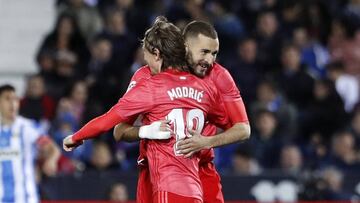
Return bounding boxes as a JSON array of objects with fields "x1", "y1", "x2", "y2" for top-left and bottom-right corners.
[
  {"x1": 0, "y1": 84, "x2": 15, "y2": 97},
  {"x1": 143, "y1": 16, "x2": 187, "y2": 71},
  {"x1": 183, "y1": 21, "x2": 218, "y2": 40}
]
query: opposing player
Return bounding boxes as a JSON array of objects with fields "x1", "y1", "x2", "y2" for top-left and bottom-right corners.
[
  {"x1": 63, "y1": 17, "x2": 241, "y2": 202},
  {"x1": 0, "y1": 84, "x2": 60, "y2": 203},
  {"x1": 114, "y1": 21, "x2": 251, "y2": 203}
]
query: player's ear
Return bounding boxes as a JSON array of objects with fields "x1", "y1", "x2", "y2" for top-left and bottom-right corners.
[
  {"x1": 185, "y1": 42, "x2": 189, "y2": 54},
  {"x1": 153, "y1": 48, "x2": 161, "y2": 61}
]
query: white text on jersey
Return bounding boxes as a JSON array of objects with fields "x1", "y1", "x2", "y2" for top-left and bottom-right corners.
[{"x1": 167, "y1": 87, "x2": 204, "y2": 102}]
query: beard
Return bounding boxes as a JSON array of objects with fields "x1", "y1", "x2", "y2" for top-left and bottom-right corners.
[{"x1": 187, "y1": 51, "x2": 211, "y2": 78}]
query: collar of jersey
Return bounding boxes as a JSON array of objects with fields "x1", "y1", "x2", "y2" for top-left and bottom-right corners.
[{"x1": 162, "y1": 68, "x2": 189, "y2": 75}]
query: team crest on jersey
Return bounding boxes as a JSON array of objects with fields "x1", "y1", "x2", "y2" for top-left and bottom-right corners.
[{"x1": 126, "y1": 81, "x2": 137, "y2": 92}]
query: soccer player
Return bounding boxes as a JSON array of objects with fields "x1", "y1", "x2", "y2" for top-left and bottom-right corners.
[
  {"x1": 0, "y1": 84, "x2": 60, "y2": 203},
  {"x1": 63, "y1": 17, "x2": 242, "y2": 203},
  {"x1": 114, "y1": 21, "x2": 250, "y2": 203}
]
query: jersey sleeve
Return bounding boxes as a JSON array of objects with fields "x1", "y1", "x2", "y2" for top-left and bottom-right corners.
[
  {"x1": 213, "y1": 66, "x2": 249, "y2": 123},
  {"x1": 72, "y1": 81, "x2": 154, "y2": 142},
  {"x1": 213, "y1": 66, "x2": 241, "y2": 101},
  {"x1": 207, "y1": 85, "x2": 232, "y2": 129}
]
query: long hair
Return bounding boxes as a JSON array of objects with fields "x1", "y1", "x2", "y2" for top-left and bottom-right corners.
[{"x1": 142, "y1": 16, "x2": 188, "y2": 71}]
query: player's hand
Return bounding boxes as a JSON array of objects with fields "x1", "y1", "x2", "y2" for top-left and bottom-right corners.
[
  {"x1": 176, "y1": 129, "x2": 211, "y2": 158},
  {"x1": 139, "y1": 120, "x2": 172, "y2": 139},
  {"x1": 63, "y1": 135, "x2": 83, "y2": 152}
]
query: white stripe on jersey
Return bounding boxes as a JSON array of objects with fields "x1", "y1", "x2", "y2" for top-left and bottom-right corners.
[{"x1": 0, "y1": 116, "x2": 40, "y2": 203}]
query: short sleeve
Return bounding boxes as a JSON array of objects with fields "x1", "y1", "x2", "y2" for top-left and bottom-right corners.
[
  {"x1": 212, "y1": 67, "x2": 241, "y2": 102},
  {"x1": 207, "y1": 85, "x2": 231, "y2": 129}
]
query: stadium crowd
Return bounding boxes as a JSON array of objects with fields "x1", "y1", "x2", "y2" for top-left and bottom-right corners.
[{"x1": 14, "y1": 0, "x2": 360, "y2": 200}]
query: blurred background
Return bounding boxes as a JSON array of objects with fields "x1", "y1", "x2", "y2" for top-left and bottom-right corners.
[{"x1": 1, "y1": 0, "x2": 360, "y2": 202}]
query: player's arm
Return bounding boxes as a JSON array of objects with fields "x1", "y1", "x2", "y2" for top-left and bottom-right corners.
[
  {"x1": 177, "y1": 104, "x2": 250, "y2": 158},
  {"x1": 113, "y1": 120, "x2": 171, "y2": 142},
  {"x1": 63, "y1": 104, "x2": 128, "y2": 151},
  {"x1": 114, "y1": 122, "x2": 140, "y2": 142},
  {"x1": 216, "y1": 66, "x2": 250, "y2": 141},
  {"x1": 63, "y1": 81, "x2": 154, "y2": 151},
  {"x1": 177, "y1": 68, "x2": 250, "y2": 157}
]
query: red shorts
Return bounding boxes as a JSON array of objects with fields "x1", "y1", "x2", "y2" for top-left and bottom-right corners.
[
  {"x1": 199, "y1": 162, "x2": 224, "y2": 203},
  {"x1": 153, "y1": 191, "x2": 202, "y2": 203},
  {"x1": 137, "y1": 161, "x2": 223, "y2": 203},
  {"x1": 136, "y1": 166, "x2": 153, "y2": 203}
]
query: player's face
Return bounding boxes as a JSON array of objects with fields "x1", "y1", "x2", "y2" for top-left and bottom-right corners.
[
  {"x1": 0, "y1": 91, "x2": 19, "y2": 121},
  {"x1": 186, "y1": 34, "x2": 219, "y2": 77},
  {"x1": 142, "y1": 45, "x2": 161, "y2": 75}
]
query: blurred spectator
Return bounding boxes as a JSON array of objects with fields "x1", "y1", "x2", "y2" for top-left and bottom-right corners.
[
  {"x1": 279, "y1": 1, "x2": 304, "y2": 39},
  {"x1": 166, "y1": 0, "x2": 209, "y2": 23},
  {"x1": 100, "y1": 0, "x2": 150, "y2": 39},
  {"x1": 255, "y1": 10, "x2": 282, "y2": 73},
  {"x1": 108, "y1": 182, "x2": 129, "y2": 202},
  {"x1": 86, "y1": 36, "x2": 113, "y2": 82},
  {"x1": 275, "y1": 43, "x2": 315, "y2": 111},
  {"x1": 328, "y1": 18, "x2": 360, "y2": 75},
  {"x1": 98, "y1": 9, "x2": 137, "y2": 71},
  {"x1": 44, "y1": 50, "x2": 78, "y2": 99},
  {"x1": 20, "y1": 74, "x2": 56, "y2": 133},
  {"x1": 86, "y1": 140, "x2": 119, "y2": 171},
  {"x1": 321, "y1": 167, "x2": 353, "y2": 200},
  {"x1": 349, "y1": 109, "x2": 360, "y2": 149},
  {"x1": 37, "y1": 13, "x2": 89, "y2": 72},
  {"x1": 227, "y1": 37, "x2": 262, "y2": 104},
  {"x1": 293, "y1": 26, "x2": 330, "y2": 79},
  {"x1": 327, "y1": 61, "x2": 359, "y2": 112},
  {"x1": 327, "y1": 131, "x2": 360, "y2": 172},
  {"x1": 129, "y1": 46, "x2": 146, "y2": 74},
  {"x1": 57, "y1": 0, "x2": 103, "y2": 41},
  {"x1": 85, "y1": 36, "x2": 118, "y2": 113},
  {"x1": 231, "y1": 145, "x2": 261, "y2": 175},
  {"x1": 279, "y1": 145, "x2": 303, "y2": 176},
  {"x1": 36, "y1": 49, "x2": 56, "y2": 79},
  {"x1": 67, "y1": 81, "x2": 88, "y2": 123},
  {"x1": 303, "y1": 1, "x2": 332, "y2": 44},
  {"x1": 344, "y1": 0, "x2": 360, "y2": 20},
  {"x1": 302, "y1": 132, "x2": 329, "y2": 170},
  {"x1": 302, "y1": 79, "x2": 347, "y2": 140},
  {"x1": 248, "y1": 109, "x2": 283, "y2": 168},
  {"x1": 96, "y1": 9, "x2": 137, "y2": 103},
  {"x1": 51, "y1": 81, "x2": 93, "y2": 163},
  {"x1": 207, "y1": 1, "x2": 245, "y2": 53},
  {"x1": 251, "y1": 79, "x2": 297, "y2": 136}
]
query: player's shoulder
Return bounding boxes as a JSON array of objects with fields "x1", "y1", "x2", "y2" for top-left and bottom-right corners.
[
  {"x1": 211, "y1": 62, "x2": 230, "y2": 75},
  {"x1": 133, "y1": 65, "x2": 151, "y2": 78},
  {"x1": 14, "y1": 116, "x2": 38, "y2": 132},
  {"x1": 207, "y1": 62, "x2": 232, "y2": 82},
  {"x1": 15, "y1": 116, "x2": 33, "y2": 126}
]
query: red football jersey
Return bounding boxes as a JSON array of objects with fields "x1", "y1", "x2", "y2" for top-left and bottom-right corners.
[
  {"x1": 117, "y1": 69, "x2": 228, "y2": 200},
  {"x1": 130, "y1": 64, "x2": 249, "y2": 163}
]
